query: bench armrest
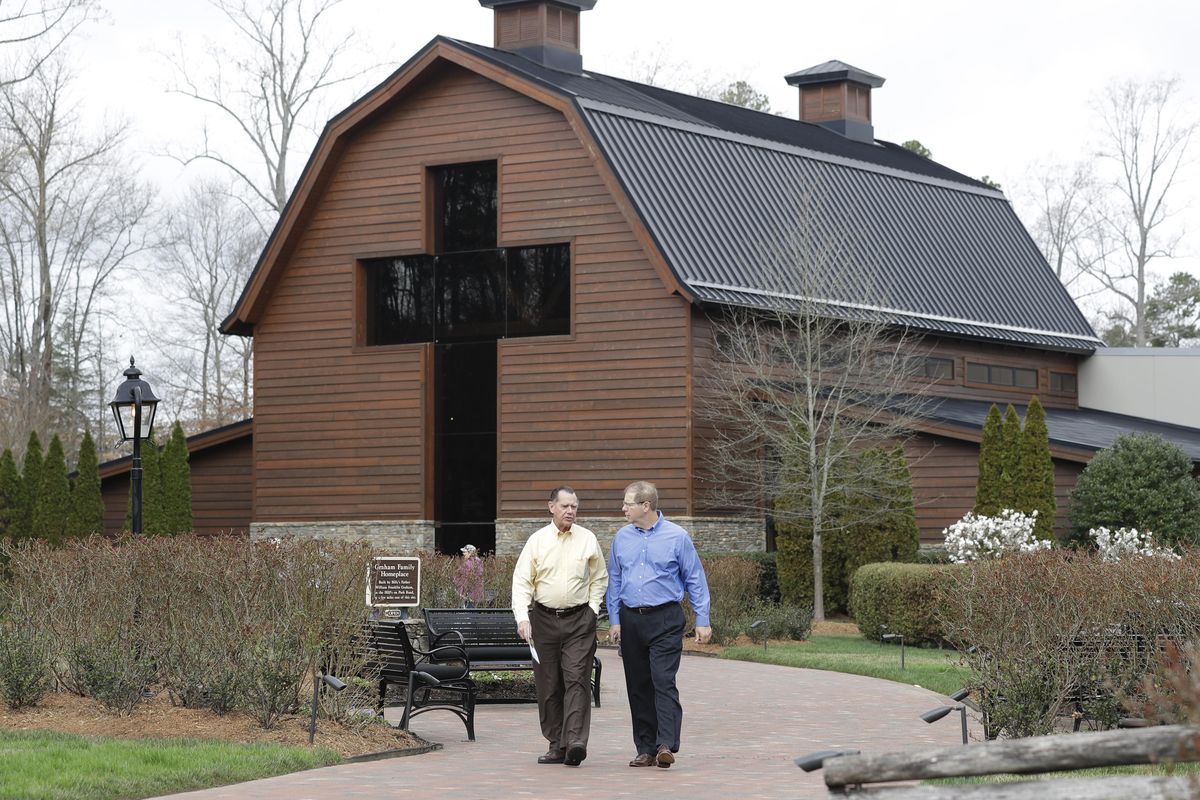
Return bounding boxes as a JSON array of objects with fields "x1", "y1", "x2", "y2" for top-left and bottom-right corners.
[
  {"x1": 417, "y1": 643, "x2": 472, "y2": 681},
  {"x1": 431, "y1": 629, "x2": 466, "y2": 648}
]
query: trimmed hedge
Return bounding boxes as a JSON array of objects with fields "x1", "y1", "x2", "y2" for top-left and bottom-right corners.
[{"x1": 848, "y1": 562, "x2": 964, "y2": 646}]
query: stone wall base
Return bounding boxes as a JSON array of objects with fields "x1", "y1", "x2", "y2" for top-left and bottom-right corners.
[
  {"x1": 495, "y1": 516, "x2": 765, "y2": 556},
  {"x1": 250, "y1": 520, "x2": 435, "y2": 553}
]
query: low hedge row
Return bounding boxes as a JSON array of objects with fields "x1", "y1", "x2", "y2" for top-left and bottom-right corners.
[{"x1": 848, "y1": 562, "x2": 964, "y2": 646}]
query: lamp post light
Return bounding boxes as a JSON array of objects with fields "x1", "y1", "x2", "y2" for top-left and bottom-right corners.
[
  {"x1": 921, "y1": 689, "x2": 973, "y2": 745},
  {"x1": 110, "y1": 357, "x2": 160, "y2": 535}
]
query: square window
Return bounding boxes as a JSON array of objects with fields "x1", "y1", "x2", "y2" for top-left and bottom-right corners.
[
  {"x1": 1014, "y1": 368, "x2": 1038, "y2": 389},
  {"x1": 991, "y1": 366, "x2": 1014, "y2": 386},
  {"x1": 437, "y1": 251, "x2": 507, "y2": 342},
  {"x1": 437, "y1": 161, "x2": 497, "y2": 253},
  {"x1": 365, "y1": 256, "x2": 435, "y2": 345},
  {"x1": 966, "y1": 362, "x2": 988, "y2": 383},
  {"x1": 507, "y1": 245, "x2": 570, "y2": 337},
  {"x1": 924, "y1": 357, "x2": 954, "y2": 380},
  {"x1": 1050, "y1": 371, "x2": 1077, "y2": 393}
]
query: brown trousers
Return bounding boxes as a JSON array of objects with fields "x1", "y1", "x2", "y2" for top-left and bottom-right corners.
[{"x1": 529, "y1": 604, "x2": 598, "y2": 750}]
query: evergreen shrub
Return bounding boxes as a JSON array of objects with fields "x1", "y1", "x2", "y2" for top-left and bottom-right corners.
[{"x1": 848, "y1": 562, "x2": 962, "y2": 646}]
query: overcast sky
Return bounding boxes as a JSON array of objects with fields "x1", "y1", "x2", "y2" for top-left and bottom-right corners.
[{"x1": 74, "y1": 0, "x2": 1199, "y2": 280}]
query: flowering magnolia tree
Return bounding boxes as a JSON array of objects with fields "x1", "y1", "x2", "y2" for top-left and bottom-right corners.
[
  {"x1": 943, "y1": 509, "x2": 1052, "y2": 563},
  {"x1": 1089, "y1": 526, "x2": 1180, "y2": 562}
]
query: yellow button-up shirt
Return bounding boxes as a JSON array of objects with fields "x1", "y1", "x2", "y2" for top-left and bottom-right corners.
[{"x1": 512, "y1": 522, "x2": 608, "y2": 625}]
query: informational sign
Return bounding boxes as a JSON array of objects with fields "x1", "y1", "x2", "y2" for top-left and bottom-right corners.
[{"x1": 366, "y1": 556, "x2": 421, "y2": 608}]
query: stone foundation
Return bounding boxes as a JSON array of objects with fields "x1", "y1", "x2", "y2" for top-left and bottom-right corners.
[
  {"x1": 250, "y1": 520, "x2": 435, "y2": 553},
  {"x1": 495, "y1": 516, "x2": 764, "y2": 555}
]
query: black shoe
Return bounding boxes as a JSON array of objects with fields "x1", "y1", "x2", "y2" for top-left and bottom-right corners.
[
  {"x1": 565, "y1": 743, "x2": 587, "y2": 766},
  {"x1": 538, "y1": 748, "x2": 565, "y2": 764}
]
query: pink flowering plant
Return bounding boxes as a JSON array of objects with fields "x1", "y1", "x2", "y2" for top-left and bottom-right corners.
[
  {"x1": 1088, "y1": 526, "x2": 1180, "y2": 562},
  {"x1": 942, "y1": 509, "x2": 1052, "y2": 563},
  {"x1": 452, "y1": 544, "x2": 486, "y2": 606}
]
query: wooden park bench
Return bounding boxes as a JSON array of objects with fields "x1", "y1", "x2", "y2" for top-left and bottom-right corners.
[
  {"x1": 423, "y1": 607, "x2": 602, "y2": 707},
  {"x1": 798, "y1": 723, "x2": 1200, "y2": 798},
  {"x1": 363, "y1": 619, "x2": 477, "y2": 741}
]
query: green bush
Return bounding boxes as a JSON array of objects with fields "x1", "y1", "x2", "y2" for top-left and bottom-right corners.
[
  {"x1": 68, "y1": 431, "x2": 104, "y2": 538},
  {"x1": 748, "y1": 598, "x2": 813, "y2": 641},
  {"x1": 32, "y1": 435, "x2": 71, "y2": 544},
  {"x1": 1068, "y1": 432, "x2": 1200, "y2": 546},
  {"x1": 70, "y1": 634, "x2": 156, "y2": 716},
  {"x1": 848, "y1": 562, "x2": 962, "y2": 646},
  {"x1": 684, "y1": 556, "x2": 761, "y2": 642}
]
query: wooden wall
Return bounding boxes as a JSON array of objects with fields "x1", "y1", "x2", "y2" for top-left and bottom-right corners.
[
  {"x1": 923, "y1": 338, "x2": 1081, "y2": 409},
  {"x1": 250, "y1": 64, "x2": 691, "y2": 523},
  {"x1": 906, "y1": 432, "x2": 1083, "y2": 543},
  {"x1": 100, "y1": 432, "x2": 253, "y2": 537}
]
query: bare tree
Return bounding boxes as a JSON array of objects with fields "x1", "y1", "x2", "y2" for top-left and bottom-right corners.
[
  {"x1": 697, "y1": 224, "x2": 936, "y2": 621},
  {"x1": 148, "y1": 180, "x2": 261, "y2": 429},
  {"x1": 165, "y1": 0, "x2": 376, "y2": 218},
  {"x1": 0, "y1": 0, "x2": 97, "y2": 88},
  {"x1": 1084, "y1": 77, "x2": 1197, "y2": 346},
  {"x1": 0, "y1": 61, "x2": 153, "y2": 452},
  {"x1": 1023, "y1": 159, "x2": 1108, "y2": 297}
]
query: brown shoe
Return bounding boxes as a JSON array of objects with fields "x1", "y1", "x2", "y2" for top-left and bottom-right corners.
[
  {"x1": 629, "y1": 753, "x2": 655, "y2": 767},
  {"x1": 538, "y1": 748, "x2": 566, "y2": 764},
  {"x1": 656, "y1": 745, "x2": 675, "y2": 768}
]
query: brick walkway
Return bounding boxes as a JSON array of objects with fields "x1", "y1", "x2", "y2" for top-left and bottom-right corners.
[{"x1": 153, "y1": 648, "x2": 979, "y2": 800}]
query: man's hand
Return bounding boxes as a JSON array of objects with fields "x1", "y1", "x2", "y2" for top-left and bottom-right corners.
[
  {"x1": 518, "y1": 621, "x2": 532, "y2": 642},
  {"x1": 695, "y1": 626, "x2": 712, "y2": 645},
  {"x1": 609, "y1": 624, "x2": 621, "y2": 645}
]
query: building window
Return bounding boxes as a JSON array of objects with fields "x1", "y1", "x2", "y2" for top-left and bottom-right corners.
[
  {"x1": 966, "y1": 361, "x2": 1038, "y2": 389},
  {"x1": 1050, "y1": 371, "x2": 1077, "y2": 394},
  {"x1": 364, "y1": 160, "x2": 570, "y2": 346},
  {"x1": 923, "y1": 357, "x2": 954, "y2": 380}
]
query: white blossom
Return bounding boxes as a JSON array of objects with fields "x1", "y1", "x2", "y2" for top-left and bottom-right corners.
[
  {"x1": 1088, "y1": 526, "x2": 1180, "y2": 562},
  {"x1": 942, "y1": 509, "x2": 1052, "y2": 563}
]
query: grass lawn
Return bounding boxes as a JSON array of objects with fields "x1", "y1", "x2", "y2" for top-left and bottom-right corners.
[
  {"x1": 0, "y1": 729, "x2": 341, "y2": 800},
  {"x1": 721, "y1": 633, "x2": 971, "y2": 698}
]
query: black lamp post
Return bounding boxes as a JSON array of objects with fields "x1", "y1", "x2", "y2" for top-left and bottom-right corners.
[{"x1": 110, "y1": 357, "x2": 160, "y2": 535}]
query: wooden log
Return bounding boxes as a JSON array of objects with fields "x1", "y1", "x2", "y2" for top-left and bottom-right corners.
[
  {"x1": 823, "y1": 724, "x2": 1200, "y2": 788},
  {"x1": 850, "y1": 775, "x2": 1197, "y2": 799}
]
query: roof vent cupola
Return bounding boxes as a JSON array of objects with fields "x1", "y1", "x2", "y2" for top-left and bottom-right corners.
[
  {"x1": 785, "y1": 60, "x2": 885, "y2": 144},
  {"x1": 479, "y1": 0, "x2": 596, "y2": 73}
]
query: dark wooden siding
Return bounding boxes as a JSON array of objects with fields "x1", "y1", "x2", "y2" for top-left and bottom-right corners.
[
  {"x1": 923, "y1": 339, "x2": 1082, "y2": 409},
  {"x1": 905, "y1": 432, "x2": 1082, "y2": 543},
  {"x1": 100, "y1": 433, "x2": 253, "y2": 537},
  {"x1": 251, "y1": 65, "x2": 690, "y2": 523}
]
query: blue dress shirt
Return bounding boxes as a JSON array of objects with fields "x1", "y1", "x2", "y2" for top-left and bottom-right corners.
[{"x1": 606, "y1": 512, "x2": 711, "y2": 627}]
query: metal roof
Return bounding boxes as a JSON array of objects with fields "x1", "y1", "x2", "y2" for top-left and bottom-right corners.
[
  {"x1": 924, "y1": 398, "x2": 1200, "y2": 462},
  {"x1": 785, "y1": 60, "x2": 886, "y2": 88}
]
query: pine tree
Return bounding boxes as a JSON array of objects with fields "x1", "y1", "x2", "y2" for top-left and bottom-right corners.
[
  {"x1": 126, "y1": 439, "x2": 164, "y2": 534},
  {"x1": 999, "y1": 404, "x2": 1024, "y2": 511},
  {"x1": 885, "y1": 444, "x2": 921, "y2": 560},
  {"x1": 0, "y1": 448, "x2": 23, "y2": 540},
  {"x1": 19, "y1": 432, "x2": 44, "y2": 537},
  {"x1": 161, "y1": 422, "x2": 193, "y2": 535},
  {"x1": 32, "y1": 435, "x2": 71, "y2": 544},
  {"x1": 974, "y1": 405, "x2": 1004, "y2": 515},
  {"x1": 69, "y1": 431, "x2": 105, "y2": 538},
  {"x1": 1019, "y1": 397, "x2": 1056, "y2": 540}
]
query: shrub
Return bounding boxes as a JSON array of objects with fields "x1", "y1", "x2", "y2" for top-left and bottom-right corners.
[
  {"x1": 0, "y1": 448, "x2": 23, "y2": 541},
  {"x1": 1017, "y1": 397, "x2": 1056, "y2": 540},
  {"x1": 68, "y1": 431, "x2": 104, "y2": 538},
  {"x1": 974, "y1": 405, "x2": 1004, "y2": 516},
  {"x1": 0, "y1": 616, "x2": 51, "y2": 709},
  {"x1": 70, "y1": 635, "x2": 156, "y2": 715},
  {"x1": 684, "y1": 555, "x2": 761, "y2": 642},
  {"x1": 32, "y1": 435, "x2": 71, "y2": 544},
  {"x1": 160, "y1": 422, "x2": 193, "y2": 536},
  {"x1": 937, "y1": 549, "x2": 1200, "y2": 738},
  {"x1": 1069, "y1": 432, "x2": 1200, "y2": 547},
  {"x1": 848, "y1": 562, "x2": 961, "y2": 646},
  {"x1": 1090, "y1": 526, "x2": 1179, "y2": 562},
  {"x1": 748, "y1": 598, "x2": 813, "y2": 641}
]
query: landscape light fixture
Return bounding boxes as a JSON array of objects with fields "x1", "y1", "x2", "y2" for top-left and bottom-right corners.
[
  {"x1": 308, "y1": 671, "x2": 348, "y2": 745},
  {"x1": 794, "y1": 749, "x2": 860, "y2": 772},
  {"x1": 109, "y1": 357, "x2": 160, "y2": 536},
  {"x1": 882, "y1": 632, "x2": 906, "y2": 669},
  {"x1": 921, "y1": 702, "x2": 969, "y2": 745},
  {"x1": 749, "y1": 619, "x2": 767, "y2": 651}
]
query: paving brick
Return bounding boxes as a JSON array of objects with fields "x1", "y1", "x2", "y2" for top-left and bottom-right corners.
[{"x1": 151, "y1": 648, "x2": 979, "y2": 800}]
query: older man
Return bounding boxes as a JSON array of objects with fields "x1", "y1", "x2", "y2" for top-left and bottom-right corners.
[
  {"x1": 607, "y1": 480, "x2": 711, "y2": 769},
  {"x1": 512, "y1": 486, "x2": 608, "y2": 767}
]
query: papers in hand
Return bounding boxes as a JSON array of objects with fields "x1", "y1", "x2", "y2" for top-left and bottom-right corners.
[{"x1": 528, "y1": 641, "x2": 540, "y2": 663}]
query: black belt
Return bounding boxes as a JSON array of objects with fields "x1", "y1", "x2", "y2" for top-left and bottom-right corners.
[
  {"x1": 625, "y1": 601, "x2": 678, "y2": 614},
  {"x1": 533, "y1": 601, "x2": 589, "y2": 617}
]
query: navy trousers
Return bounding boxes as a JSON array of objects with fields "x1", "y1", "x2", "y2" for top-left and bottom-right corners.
[{"x1": 619, "y1": 602, "x2": 685, "y2": 755}]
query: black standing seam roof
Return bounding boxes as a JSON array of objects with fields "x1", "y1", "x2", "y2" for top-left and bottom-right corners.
[{"x1": 924, "y1": 398, "x2": 1200, "y2": 462}]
